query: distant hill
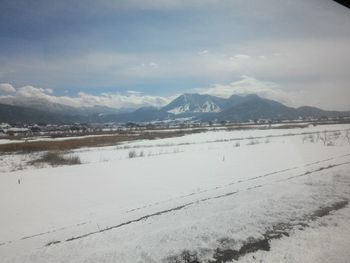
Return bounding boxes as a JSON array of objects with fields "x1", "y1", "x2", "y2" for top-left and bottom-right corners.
[
  {"x1": 0, "y1": 103, "x2": 79, "y2": 124},
  {"x1": 93, "y1": 94, "x2": 350, "y2": 123},
  {"x1": 0, "y1": 94, "x2": 349, "y2": 124},
  {"x1": 98, "y1": 106, "x2": 173, "y2": 123},
  {"x1": 0, "y1": 97, "x2": 121, "y2": 116},
  {"x1": 212, "y1": 95, "x2": 348, "y2": 122}
]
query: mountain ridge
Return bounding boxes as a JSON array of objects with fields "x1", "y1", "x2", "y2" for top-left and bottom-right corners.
[{"x1": 1, "y1": 93, "x2": 349, "y2": 124}]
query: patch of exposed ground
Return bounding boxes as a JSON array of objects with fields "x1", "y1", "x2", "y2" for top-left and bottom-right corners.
[
  {"x1": 164, "y1": 200, "x2": 348, "y2": 263},
  {"x1": 0, "y1": 130, "x2": 209, "y2": 153}
]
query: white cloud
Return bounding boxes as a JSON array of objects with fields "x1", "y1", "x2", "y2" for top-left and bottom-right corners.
[
  {"x1": 0, "y1": 84, "x2": 171, "y2": 110},
  {"x1": 4, "y1": 36, "x2": 349, "y2": 102},
  {"x1": 75, "y1": 92, "x2": 169, "y2": 109},
  {"x1": 127, "y1": 90, "x2": 143, "y2": 95},
  {"x1": 198, "y1": 50, "x2": 209, "y2": 57},
  {"x1": 194, "y1": 76, "x2": 294, "y2": 106},
  {"x1": 45, "y1": 88, "x2": 53, "y2": 94},
  {"x1": 0, "y1": 83, "x2": 16, "y2": 93},
  {"x1": 0, "y1": 78, "x2": 294, "y2": 111},
  {"x1": 16, "y1": 86, "x2": 50, "y2": 97},
  {"x1": 232, "y1": 54, "x2": 251, "y2": 60},
  {"x1": 1, "y1": 0, "x2": 350, "y2": 111},
  {"x1": 1, "y1": 77, "x2": 348, "y2": 112},
  {"x1": 149, "y1": 62, "x2": 159, "y2": 69}
]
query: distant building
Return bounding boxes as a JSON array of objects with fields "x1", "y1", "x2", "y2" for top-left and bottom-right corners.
[
  {"x1": 6, "y1": 127, "x2": 30, "y2": 136},
  {"x1": 0, "y1": 123, "x2": 11, "y2": 129}
]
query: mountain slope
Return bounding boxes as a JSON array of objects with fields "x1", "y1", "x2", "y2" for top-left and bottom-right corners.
[
  {"x1": 98, "y1": 106, "x2": 173, "y2": 123},
  {"x1": 0, "y1": 97, "x2": 122, "y2": 116},
  {"x1": 214, "y1": 96, "x2": 296, "y2": 121},
  {"x1": 1, "y1": 94, "x2": 349, "y2": 124},
  {"x1": 213, "y1": 96, "x2": 349, "y2": 121},
  {"x1": 162, "y1": 94, "x2": 226, "y2": 115},
  {"x1": 0, "y1": 103, "x2": 80, "y2": 124},
  {"x1": 97, "y1": 94, "x2": 350, "y2": 123}
]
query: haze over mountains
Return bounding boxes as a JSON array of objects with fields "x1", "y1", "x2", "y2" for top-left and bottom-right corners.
[{"x1": 0, "y1": 93, "x2": 349, "y2": 124}]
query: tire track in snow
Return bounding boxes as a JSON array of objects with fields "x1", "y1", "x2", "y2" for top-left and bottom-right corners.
[
  {"x1": 4, "y1": 153, "x2": 350, "y2": 248},
  {"x1": 125, "y1": 153, "x2": 350, "y2": 213},
  {"x1": 61, "y1": 160, "x2": 350, "y2": 244},
  {"x1": 21, "y1": 221, "x2": 89, "y2": 240},
  {"x1": 0, "y1": 221, "x2": 91, "y2": 248}
]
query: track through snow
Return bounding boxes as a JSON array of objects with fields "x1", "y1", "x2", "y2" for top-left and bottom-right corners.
[
  {"x1": 56, "y1": 157, "x2": 350, "y2": 244},
  {"x1": 1, "y1": 124, "x2": 350, "y2": 262},
  {"x1": 2, "y1": 153, "x2": 350, "y2": 248}
]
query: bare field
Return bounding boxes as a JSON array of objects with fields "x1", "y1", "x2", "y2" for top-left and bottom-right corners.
[{"x1": 0, "y1": 129, "x2": 206, "y2": 153}]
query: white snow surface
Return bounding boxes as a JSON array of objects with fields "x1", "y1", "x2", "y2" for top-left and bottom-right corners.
[
  {"x1": 239, "y1": 204, "x2": 350, "y2": 263},
  {"x1": 167, "y1": 101, "x2": 221, "y2": 114},
  {"x1": 1, "y1": 124, "x2": 350, "y2": 262}
]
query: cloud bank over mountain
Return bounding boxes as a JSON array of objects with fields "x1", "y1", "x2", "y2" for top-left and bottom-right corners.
[
  {"x1": 0, "y1": 84, "x2": 171, "y2": 110},
  {"x1": 193, "y1": 76, "x2": 293, "y2": 106},
  {"x1": 0, "y1": 74, "x2": 346, "y2": 112},
  {"x1": 0, "y1": 0, "x2": 349, "y2": 110}
]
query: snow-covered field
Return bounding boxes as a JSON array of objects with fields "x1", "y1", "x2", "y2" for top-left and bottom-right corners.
[{"x1": 1, "y1": 124, "x2": 350, "y2": 262}]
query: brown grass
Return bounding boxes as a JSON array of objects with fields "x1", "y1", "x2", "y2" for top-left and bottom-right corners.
[
  {"x1": 30, "y1": 152, "x2": 81, "y2": 166},
  {"x1": 0, "y1": 129, "x2": 205, "y2": 153},
  {"x1": 0, "y1": 134, "x2": 135, "y2": 153}
]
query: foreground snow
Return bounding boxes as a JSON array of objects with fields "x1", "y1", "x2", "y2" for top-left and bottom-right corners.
[
  {"x1": 239, "y1": 205, "x2": 350, "y2": 263},
  {"x1": 1, "y1": 124, "x2": 350, "y2": 262}
]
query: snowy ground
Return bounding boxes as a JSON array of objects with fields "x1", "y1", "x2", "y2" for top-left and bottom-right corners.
[{"x1": 1, "y1": 124, "x2": 350, "y2": 262}]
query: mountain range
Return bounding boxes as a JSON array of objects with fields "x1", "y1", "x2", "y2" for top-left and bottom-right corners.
[{"x1": 0, "y1": 93, "x2": 349, "y2": 124}]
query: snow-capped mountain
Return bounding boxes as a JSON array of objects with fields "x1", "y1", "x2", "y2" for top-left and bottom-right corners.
[
  {"x1": 161, "y1": 93, "x2": 225, "y2": 115},
  {"x1": 160, "y1": 93, "x2": 267, "y2": 115},
  {"x1": 1, "y1": 93, "x2": 350, "y2": 124}
]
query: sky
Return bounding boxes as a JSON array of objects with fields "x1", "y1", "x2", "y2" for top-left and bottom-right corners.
[{"x1": 0, "y1": 0, "x2": 349, "y2": 110}]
